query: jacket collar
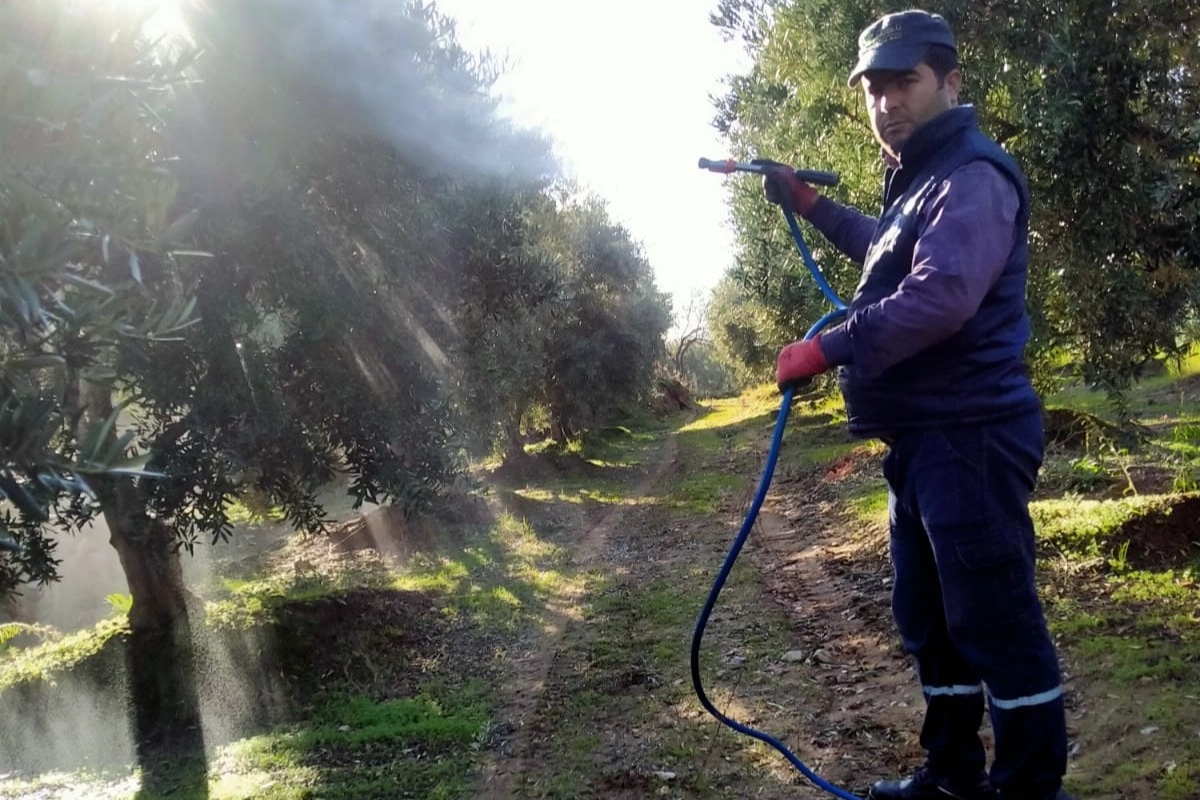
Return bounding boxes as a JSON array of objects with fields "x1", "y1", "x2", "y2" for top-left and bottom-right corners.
[{"x1": 883, "y1": 104, "x2": 978, "y2": 204}]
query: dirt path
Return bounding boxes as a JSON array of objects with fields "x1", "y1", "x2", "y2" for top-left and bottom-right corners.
[
  {"x1": 477, "y1": 433, "x2": 681, "y2": 799},
  {"x1": 748, "y1": 467, "x2": 946, "y2": 792},
  {"x1": 472, "y1": 421, "x2": 940, "y2": 799},
  {"x1": 472, "y1": 418, "x2": 1038, "y2": 798}
]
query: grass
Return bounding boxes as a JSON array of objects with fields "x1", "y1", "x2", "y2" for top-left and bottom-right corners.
[
  {"x1": 0, "y1": 489, "x2": 589, "y2": 799},
  {"x1": 1044, "y1": 344, "x2": 1200, "y2": 418},
  {"x1": 206, "y1": 684, "x2": 495, "y2": 800},
  {"x1": 1032, "y1": 495, "x2": 1161, "y2": 560},
  {"x1": 1, "y1": 685, "x2": 500, "y2": 800},
  {"x1": 843, "y1": 477, "x2": 889, "y2": 524},
  {"x1": 0, "y1": 411, "x2": 679, "y2": 800},
  {"x1": 176, "y1": 501, "x2": 585, "y2": 800},
  {"x1": 390, "y1": 510, "x2": 577, "y2": 634},
  {"x1": 0, "y1": 771, "x2": 141, "y2": 800},
  {"x1": 512, "y1": 484, "x2": 630, "y2": 507},
  {"x1": 524, "y1": 408, "x2": 674, "y2": 469},
  {"x1": 679, "y1": 384, "x2": 782, "y2": 434},
  {"x1": 669, "y1": 387, "x2": 861, "y2": 517},
  {"x1": 667, "y1": 392, "x2": 783, "y2": 515},
  {"x1": 207, "y1": 551, "x2": 395, "y2": 629},
  {"x1": 1031, "y1": 382, "x2": 1200, "y2": 798},
  {"x1": 666, "y1": 470, "x2": 747, "y2": 514},
  {"x1": 1052, "y1": 604, "x2": 1200, "y2": 799},
  {"x1": 767, "y1": 365, "x2": 1200, "y2": 800},
  {"x1": 575, "y1": 423, "x2": 665, "y2": 468},
  {"x1": 0, "y1": 615, "x2": 128, "y2": 692}
]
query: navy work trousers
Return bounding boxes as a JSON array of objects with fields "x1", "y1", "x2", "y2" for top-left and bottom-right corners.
[{"x1": 882, "y1": 410, "x2": 1067, "y2": 799}]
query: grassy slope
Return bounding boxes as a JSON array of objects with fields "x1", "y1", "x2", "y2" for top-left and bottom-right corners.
[
  {"x1": 0, "y1": 500, "x2": 585, "y2": 798},
  {"x1": 1035, "y1": 360, "x2": 1200, "y2": 799}
]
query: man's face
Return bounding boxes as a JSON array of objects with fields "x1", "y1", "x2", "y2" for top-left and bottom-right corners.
[{"x1": 861, "y1": 62, "x2": 961, "y2": 158}]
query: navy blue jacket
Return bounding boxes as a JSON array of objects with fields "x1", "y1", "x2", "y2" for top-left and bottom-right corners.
[{"x1": 810, "y1": 106, "x2": 1042, "y2": 438}]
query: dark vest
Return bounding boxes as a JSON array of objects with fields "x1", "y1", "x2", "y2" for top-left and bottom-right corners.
[{"x1": 838, "y1": 106, "x2": 1041, "y2": 437}]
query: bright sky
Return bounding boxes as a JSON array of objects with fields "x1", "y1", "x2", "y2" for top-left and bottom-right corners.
[{"x1": 430, "y1": 0, "x2": 753, "y2": 318}]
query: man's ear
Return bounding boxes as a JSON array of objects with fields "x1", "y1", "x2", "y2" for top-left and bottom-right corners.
[{"x1": 944, "y1": 68, "x2": 963, "y2": 104}]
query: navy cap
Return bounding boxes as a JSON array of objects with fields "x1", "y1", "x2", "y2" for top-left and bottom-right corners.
[{"x1": 848, "y1": 9, "x2": 956, "y2": 87}]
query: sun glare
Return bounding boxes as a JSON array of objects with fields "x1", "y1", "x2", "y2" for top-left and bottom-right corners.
[
  {"x1": 144, "y1": 1, "x2": 190, "y2": 43},
  {"x1": 105, "y1": 0, "x2": 191, "y2": 45}
]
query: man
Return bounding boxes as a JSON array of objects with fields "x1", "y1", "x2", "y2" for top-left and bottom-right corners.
[{"x1": 760, "y1": 10, "x2": 1075, "y2": 800}]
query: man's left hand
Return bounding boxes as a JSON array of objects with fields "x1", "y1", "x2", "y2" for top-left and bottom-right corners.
[
  {"x1": 776, "y1": 336, "x2": 829, "y2": 390},
  {"x1": 751, "y1": 159, "x2": 819, "y2": 217}
]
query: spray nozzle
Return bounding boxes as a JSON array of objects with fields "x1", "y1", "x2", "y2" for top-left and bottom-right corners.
[{"x1": 698, "y1": 157, "x2": 840, "y2": 187}]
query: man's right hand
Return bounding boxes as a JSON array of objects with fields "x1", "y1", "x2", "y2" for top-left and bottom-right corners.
[{"x1": 751, "y1": 158, "x2": 819, "y2": 217}]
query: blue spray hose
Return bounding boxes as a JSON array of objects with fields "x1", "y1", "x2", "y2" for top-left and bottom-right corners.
[{"x1": 692, "y1": 158, "x2": 860, "y2": 799}]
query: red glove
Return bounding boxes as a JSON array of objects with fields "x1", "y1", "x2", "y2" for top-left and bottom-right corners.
[
  {"x1": 752, "y1": 159, "x2": 819, "y2": 217},
  {"x1": 776, "y1": 336, "x2": 829, "y2": 390}
]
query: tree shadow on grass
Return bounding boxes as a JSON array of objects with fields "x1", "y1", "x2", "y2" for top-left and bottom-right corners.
[{"x1": 129, "y1": 617, "x2": 210, "y2": 800}]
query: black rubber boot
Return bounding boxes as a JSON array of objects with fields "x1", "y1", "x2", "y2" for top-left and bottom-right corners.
[{"x1": 867, "y1": 766, "x2": 999, "y2": 800}]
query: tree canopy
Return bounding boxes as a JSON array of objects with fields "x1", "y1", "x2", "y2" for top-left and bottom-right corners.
[{"x1": 0, "y1": 0, "x2": 675, "y2": 617}]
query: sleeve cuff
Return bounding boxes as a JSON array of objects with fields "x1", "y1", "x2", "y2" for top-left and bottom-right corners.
[
  {"x1": 817, "y1": 324, "x2": 853, "y2": 366},
  {"x1": 804, "y1": 195, "x2": 839, "y2": 225}
]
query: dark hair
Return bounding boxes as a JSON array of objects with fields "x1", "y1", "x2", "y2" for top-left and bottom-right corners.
[{"x1": 922, "y1": 44, "x2": 959, "y2": 86}]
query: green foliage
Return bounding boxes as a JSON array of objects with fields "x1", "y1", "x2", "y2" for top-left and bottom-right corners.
[
  {"x1": 0, "y1": 621, "x2": 59, "y2": 654},
  {"x1": 1044, "y1": 453, "x2": 1113, "y2": 493},
  {"x1": 439, "y1": 185, "x2": 566, "y2": 458},
  {"x1": 0, "y1": 0, "x2": 203, "y2": 597},
  {"x1": 105, "y1": 593, "x2": 133, "y2": 616},
  {"x1": 0, "y1": 615, "x2": 127, "y2": 692},
  {"x1": 114, "y1": 0, "x2": 513, "y2": 548},
  {"x1": 675, "y1": 339, "x2": 738, "y2": 398},
  {"x1": 943, "y1": 0, "x2": 1200, "y2": 394},
  {"x1": 537, "y1": 192, "x2": 673, "y2": 442},
  {"x1": 706, "y1": 273, "x2": 790, "y2": 386},
  {"x1": 711, "y1": 0, "x2": 1200, "y2": 398},
  {"x1": 0, "y1": 622, "x2": 25, "y2": 648}
]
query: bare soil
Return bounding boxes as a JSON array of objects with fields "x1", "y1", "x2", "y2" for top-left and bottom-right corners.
[{"x1": 1115, "y1": 494, "x2": 1200, "y2": 570}]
